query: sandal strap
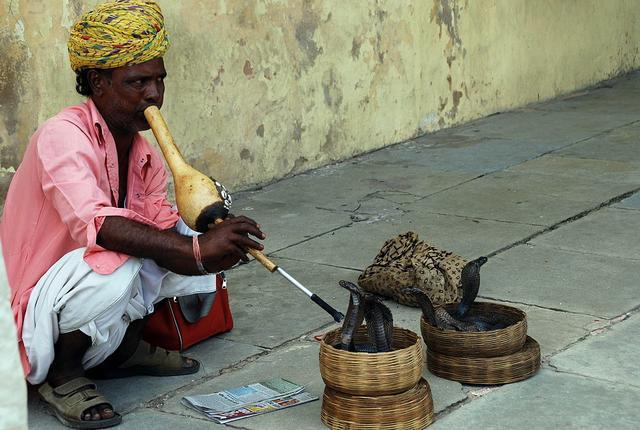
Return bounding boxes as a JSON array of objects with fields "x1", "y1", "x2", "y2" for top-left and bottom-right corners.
[
  {"x1": 118, "y1": 339, "x2": 152, "y2": 368},
  {"x1": 51, "y1": 377, "x2": 97, "y2": 396},
  {"x1": 150, "y1": 345, "x2": 184, "y2": 368},
  {"x1": 120, "y1": 340, "x2": 184, "y2": 369},
  {"x1": 62, "y1": 389, "x2": 110, "y2": 412}
]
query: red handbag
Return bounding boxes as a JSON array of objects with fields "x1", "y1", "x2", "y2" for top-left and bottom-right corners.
[{"x1": 143, "y1": 272, "x2": 233, "y2": 351}]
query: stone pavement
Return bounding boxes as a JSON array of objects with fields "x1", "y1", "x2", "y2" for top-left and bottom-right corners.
[{"x1": 28, "y1": 71, "x2": 640, "y2": 429}]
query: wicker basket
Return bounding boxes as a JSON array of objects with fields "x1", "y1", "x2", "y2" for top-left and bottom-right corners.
[
  {"x1": 321, "y1": 378, "x2": 434, "y2": 430},
  {"x1": 421, "y1": 302, "x2": 527, "y2": 358},
  {"x1": 320, "y1": 326, "x2": 425, "y2": 396},
  {"x1": 427, "y1": 335, "x2": 541, "y2": 385}
]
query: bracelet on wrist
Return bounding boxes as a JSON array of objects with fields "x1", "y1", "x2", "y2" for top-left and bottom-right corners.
[{"x1": 192, "y1": 235, "x2": 210, "y2": 275}]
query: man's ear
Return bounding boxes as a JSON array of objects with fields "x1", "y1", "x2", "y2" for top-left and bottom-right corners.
[{"x1": 87, "y1": 69, "x2": 109, "y2": 96}]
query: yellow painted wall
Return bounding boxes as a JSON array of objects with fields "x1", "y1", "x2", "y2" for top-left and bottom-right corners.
[{"x1": 1, "y1": 0, "x2": 639, "y2": 203}]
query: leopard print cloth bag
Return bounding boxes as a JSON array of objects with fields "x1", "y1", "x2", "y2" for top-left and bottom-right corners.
[{"x1": 357, "y1": 231, "x2": 466, "y2": 307}]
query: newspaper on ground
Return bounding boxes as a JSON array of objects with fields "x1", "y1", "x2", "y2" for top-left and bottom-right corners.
[{"x1": 181, "y1": 377, "x2": 318, "y2": 424}]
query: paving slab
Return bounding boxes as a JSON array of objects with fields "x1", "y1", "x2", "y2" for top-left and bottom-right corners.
[
  {"x1": 474, "y1": 300, "x2": 608, "y2": 358},
  {"x1": 481, "y1": 244, "x2": 640, "y2": 318},
  {"x1": 323, "y1": 161, "x2": 478, "y2": 199},
  {"x1": 239, "y1": 160, "x2": 476, "y2": 207},
  {"x1": 408, "y1": 171, "x2": 632, "y2": 226},
  {"x1": 184, "y1": 337, "x2": 267, "y2": 373},
  {"x1": 451, "y1": 108, "x2": 637, "y2": 145},
  {"x1": 274, "y1": 211, "x2": 540, "y2": 270},
  {"x1": 530, "y1": 207, "x2": 640, "y2": 260},
  {"x1": 361, "y1": 134, "x2": 566, "y2": 174},
  {"x1": 234, "y1": 197, "x2": 352, "y2": 252},
  {"x1": 232, "y1": 165, "x2": 477, "y2": 253},
  {"x1": 550, "y1": 313, "x2": 640, "y2": 387},
  {"x1": 535, "y1": 86, "x2": 640, "y2": 117},
  {"x1": 605, "y1": 71, "x2": 640, "y2": 91},
  {"x1": 419, "y1": 373, "x2": 466, "y2": 414},
  {"x1": 220, "y1": 259, "x2": 356, "y2": 348},
  {"x1": 513, "y1": 306, "x2": 607, "y2": 359},
  {"x1": 115, "y1": 409, "x2": 220, "y2": 430},
  {"x1": 345, "y1": 193, "x2": 408, "y2": 221},
  {"x1": 614, "y1": 192, "x2": 640, "y2": 210},
  {"x1": 553, "y1": 123, "x2": 640, "y2": 163},
  {"x1": 429, "y1": 369, "x2": 640, "y2": 429},
  {"x1": 535, "y1": 94, "x2": 640, "y2": 122},
  {"x1": 505, "y1": 154, "x2": 640, "y2": 185}
]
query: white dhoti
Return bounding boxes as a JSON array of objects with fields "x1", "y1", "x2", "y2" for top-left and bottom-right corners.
[{"x1": 22, "y1": 220, "x2": 215, "y2": 385}]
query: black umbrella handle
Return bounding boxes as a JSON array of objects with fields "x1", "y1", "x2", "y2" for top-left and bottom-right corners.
[{"x1": 310, "y1": 294, "x2": 344, "y2": 323}]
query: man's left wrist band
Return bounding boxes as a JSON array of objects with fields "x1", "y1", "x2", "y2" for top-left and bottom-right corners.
[{"x1": 192, "y1": 235, "x2": 210, "y2": 275}]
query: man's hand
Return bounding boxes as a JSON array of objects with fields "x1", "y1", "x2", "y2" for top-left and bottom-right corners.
[
  {"x1": 97, "y1": 215, "x2": 266, "y2": 276},
  {"x1": 198, "y1": 215, "x2": 266, "y2": 272}
]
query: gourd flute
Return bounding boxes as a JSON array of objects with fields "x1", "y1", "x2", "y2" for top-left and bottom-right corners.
[{"x1": 143, "y1": 106, "x2": 344, "y2": 323}]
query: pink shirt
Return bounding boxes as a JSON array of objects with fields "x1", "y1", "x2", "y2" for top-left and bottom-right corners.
[{"x1": 0, "y1": 98, "x2": 179, "y2": 374}]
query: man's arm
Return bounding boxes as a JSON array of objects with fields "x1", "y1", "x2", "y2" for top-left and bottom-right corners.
[{"x1": 97, "y1": 215, "x2": 265, "y2": 275}]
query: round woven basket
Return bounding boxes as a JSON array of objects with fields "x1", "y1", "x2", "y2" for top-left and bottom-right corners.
[
  {"x1": 321, "y1": 378, "x2": 434, "y2": 430},
  {"x1": 427, "y1": 335, "x2": 541, "y2": 385},
  {"x1": 319, "y1": 326, "x2": 425, "y2": 396},
  {"x1": 421, "y1": 302, "x2": 527, "y2": 358}
]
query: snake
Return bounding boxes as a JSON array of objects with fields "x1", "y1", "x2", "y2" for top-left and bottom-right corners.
[
  {"x1": 337, "y1": 280, "x2": 366, "y2": 351},
  {"x1": 454, "y1": 256, "x2": 511, "y2": 330},
  {"x1": 363, "y1": 293, "x2": 394, "y2": 352},
  {"x1": 455, "y1": 256, "x2": 488, "y2": 318},
  {"x1": 459, "y1": 312, "x2": 510, "y2": 330},
  {"x1": 337, "y1": 281, "x2": 394, "y2": 352},
  {"x1": 403, "y1": 287, "x2": 481, "y2": 332}
]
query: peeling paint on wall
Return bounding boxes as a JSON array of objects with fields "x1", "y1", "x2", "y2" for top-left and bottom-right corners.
[
  {"x1": 295, "y1": 0, "x2": 323, "y2": 74},
  {"x1": 243, "y1": 60, "x2": 254, "y2": 78},
  {"x1": 351, "y1": 36, "x2": 363, "y2": 60},
  {"x1": 240, "y1": 148, "x2": 254, "y2": 162},
  {"x1": 292, "y1": 119, "x2": 304, "y2": 142},
  {"x1": 0, "y1": 32, "x2": 28, "y2": 164},
  {"x1": 322, "y1": 68, "x2": 343, "y2": 109},
  {"x1": 292, "y1": 156, "x2": 308, "y2": 173},
  {"x1": 429, "y1": 0, "x2": 468, "y2": 125},
  {"x1": 418, "y1": 113, "x2": 439, "y2": 133},
  {"x1": 450, "y1": 89, "x2": 463, "y2": 118},
  {"x1": 431, "y1": 0, "x2": 462, "y2": 47}
]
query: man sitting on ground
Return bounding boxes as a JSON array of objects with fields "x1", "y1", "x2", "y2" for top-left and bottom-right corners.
[{"x1": 0, "y1": 1, "x2": 264, "y2": 428}]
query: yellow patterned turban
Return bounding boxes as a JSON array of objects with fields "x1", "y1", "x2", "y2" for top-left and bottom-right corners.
[{"x1": 67, "y1": 0, "x2": 169, "y2": 72}]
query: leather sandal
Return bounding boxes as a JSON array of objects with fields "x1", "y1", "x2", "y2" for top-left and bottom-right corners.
[
  {"x1": 88, "y1": 340, "x2": 200, "y2": 379},
  {"x1": 38, "y1": 377, "x2": 121, "y2": 429}
]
